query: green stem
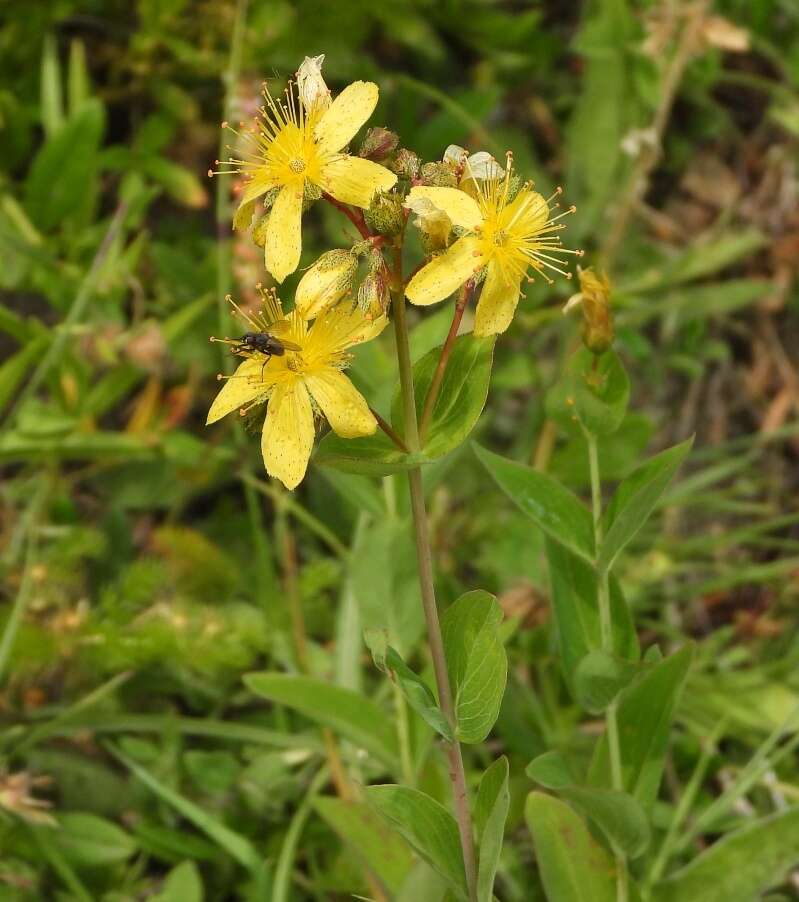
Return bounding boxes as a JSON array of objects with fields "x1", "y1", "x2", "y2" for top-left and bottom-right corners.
[
  {"x1": 586, "y1": 431, "x2": 628, "y2": 902},
  {"x1": 391, "y1": 251, "x2": 478, "y2": 902}
]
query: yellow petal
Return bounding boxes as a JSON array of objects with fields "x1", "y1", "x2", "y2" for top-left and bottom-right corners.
[
  {"x1": 473, "y1": 263, "x2": 521, "y2": 336},
  {"x1": 239, "y1": 173, "x2": 275, "y2": 207},
  {"x1": 206, "y1": 358, "x2": 274, "y2": 424},
  {"x1": 265, "y1": 184, "x2": 303, "y2": 283},
  {"x1": 320, "y1": 156, "x2": 397, "y2": 209},
  {"x1": 261, "y1": 381, "x2": 315, "y2": 490},
  {"x1": 405, "y1": 237, "x2": 482, "y2": 307},
  {"x1": 406, "y1": 186, "x2": 482, "y2": 231},
  {"x1": 314, "y1": 81, "x2": 378, "y2": 153},
  {"x1": 305, "y1": 368, "x2": 376, "y2": 438},
  {"x1": 501, "y1": 188, "x2": 548, "y2": 233}
]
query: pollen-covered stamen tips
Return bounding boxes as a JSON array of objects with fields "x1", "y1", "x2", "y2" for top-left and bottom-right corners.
[
  {"x1": 208, "y1": 59, "x2": 397, "y2": 285},
  {"x1": 405, "y1": 152, "x2": 582, "y2": 336},
  {"x1": 467, "y1": 153, "x2": 581, "y2": 288},
  {"x1": 206, "y1": 288, "x2": 388, "y2": 490}
]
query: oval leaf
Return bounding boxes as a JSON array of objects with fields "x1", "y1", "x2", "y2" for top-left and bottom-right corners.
[
  {"x1": 547, "y1": 348, "x2": 629, "y2": 437},
  {"x1": 525, "y1": 792, "x2": 615, "y2": 902},
  {"x1": 475, "y1": 757, "x2": 510, "y2": 902},
  {"x1": 475, "y1": 444, "x2": 595, "y2": 563},
  {"x1": 392, "y1": 334, "x2": 495, "y2": 458},
  {"x1": 244, "y1": 673, "x2": 399, "y2": 769},
  {"x1": 441, "y1": 590, "x2": 507, "y2": 744},
  {"x1": 599, "y1": 437, "x2": 693, "y2": 572},
  {"x1": 367, "y1": 785, "x2": 467, "y2": 898}
]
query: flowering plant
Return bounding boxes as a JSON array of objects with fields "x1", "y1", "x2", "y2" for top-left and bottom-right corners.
[{"x1": 208, "y1": 55, "x2": 694, "y2": 902}]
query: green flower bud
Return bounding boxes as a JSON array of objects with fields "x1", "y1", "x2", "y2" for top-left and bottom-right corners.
[
  {"x1": 357, "y1": 252, "x2": 390, "y2": 320},
  {"x1": 364, "y1": 190, "x2": 404, "y2": 238},
  {"x1": 420, "y1": 161, "x2": 458, "y2": 188},
  {"x1": 295, "y1": 249, "x2": 358, "y2": 320}
]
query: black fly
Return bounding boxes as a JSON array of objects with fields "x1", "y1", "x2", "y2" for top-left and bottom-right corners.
[{"x1": 231, "y1": 331, "x2": 302, "y2": 378}]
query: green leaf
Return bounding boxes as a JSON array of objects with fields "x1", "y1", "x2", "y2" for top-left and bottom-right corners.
[
  {"x1": 314, "y1": 797, "x2": 414, "y2": 895},
  {"x1": 67, "y1": 39, "x2": 91, "y2": 116},
  {"x1": 315, "y1": 430, "x2": 429, "y2": 477},
  {"x1": 0, "y1": 335, "x2": 48, "y2": 411},
  {"x1": 40, "y1": 33, "x2": 64, "y2": 137},
  {"x1": 475, "y1": 757, "x2": 510, "y2": 902},
  {"x1": 391, "y1": 334, "x2": 495, "y2": 458},
  {"x1": 441, "y1": 590, "x2": 508, "y2": 744},
  {"x1": 384, "y1": 646, "x2": 453, "y2": 741},
  {"x1": 106, "y1": 744, "x2": 260, "y2": 872},
  {"x1": 243, "y1": 673, "x2": 399, "y2": 769},
  {"x1": 153, "y1": 861, "x2": 203, "y2": 902},
  {"x1": 545, "y1": 538, "x2": 638, "y2": 698},
  {"x1": 25, "y1": 99, "x2": 105, "y2": 230},
  {"x1": 525, "y1": 792, "x2": 615, "y2": 902},
  {"x1": 599, "y1": 438, "x2": 693, "y2": 572},
  {"x1": 557, "y1": 786, "x2": 650, "y2": 859},
  {"x1": 652, "y1": 808, "x2": 799, "y2": 902},
  {"x1": 547, "y1": 348, "x2": 629, "y2": 437},
  {"x1": 475, "y1": 445, "x2": 595, "y2": 563},
  {"x1": 53, "y1": 813, "x2": 137, "y2": 868},
  {"x1": 574, "y1": 649, "x2": 638, "y2": 714},
  {"x1": 367, "y1": 785, "x2": 467, "y2": 898},
  {"x1": 526, "y1": 751, "x2": 575, "y2": 789},
  {"x1": 589, "y1": 644, "x2": 694, "y2": 810}
]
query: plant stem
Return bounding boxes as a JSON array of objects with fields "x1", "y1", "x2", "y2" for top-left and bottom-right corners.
[
  {"x1": 391, "y1": 249, "x2": 479, "y2": 902},
  {"x1": 370, "y1": 406, "x2": 409, "y2": 452},
  {"x1": 419, "y1": 280, "x2": 473, "y2": 444},
  {"x1": 322, "y1": 192, "x2": 371, "y2": 239},
  {"x1": 586, "y1": 431, "x2": 628, "y2": 902}
]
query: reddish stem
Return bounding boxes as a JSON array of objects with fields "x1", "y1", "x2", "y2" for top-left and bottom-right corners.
[
  {"x1": 322, "y1": 192, "x2": 371, "y2": 239},
  {"x1": 371, "y1": 406, "x2": 409, "y2": 453},
  {"x1": 419, "y1": 280, "x2": 475, "y2": 444}
]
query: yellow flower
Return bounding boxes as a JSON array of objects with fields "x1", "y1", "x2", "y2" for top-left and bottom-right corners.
[
  {"x1": 207, "y1": 295, "x2": 386, "y2": 490},
  {"x1": 222, "y1": 70, "x2": 397, "y2": 283},
  {"x1": 405, "y1": 161, "x2": 579, "y2": 336},
  {"x1": 563, "y1": 266, "x2": 614, "y2": 354},
  {"x1": 295, "y1": 249, "x2": 358, "y2": 320}
]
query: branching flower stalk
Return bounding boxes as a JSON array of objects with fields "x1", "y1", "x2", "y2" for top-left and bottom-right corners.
[
  {"x1": 208, "y1": 56, "x2": 576, "y2": 899},
  {"x1": 389, "y1": 242, "x2": 480, "y2": 900}
]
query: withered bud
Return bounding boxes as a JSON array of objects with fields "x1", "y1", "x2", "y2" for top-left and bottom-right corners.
[
  {"x1": 390, "y1": 148, "x2": 420, "y2": 180},
  {"x1": 359, "y1": 127, "x2": 399, "y2": 162},
  {"x1": 364, "y1": 190, "x2": 404, "y2": 238},
  {"x1": 564, "y1": 267, "x2": 614, "y2": 354},
  {"x1": 420, "y1": 161, "x2": 458, "y2": 188}
]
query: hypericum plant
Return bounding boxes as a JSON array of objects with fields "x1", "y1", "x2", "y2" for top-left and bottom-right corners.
[{"x1": 207, "y1": 56, "x2": 699, "y2": 902}]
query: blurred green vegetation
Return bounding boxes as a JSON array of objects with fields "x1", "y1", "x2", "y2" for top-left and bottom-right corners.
[{"x1": 0, "y1": 0, "x2": 798, "y2": 899}]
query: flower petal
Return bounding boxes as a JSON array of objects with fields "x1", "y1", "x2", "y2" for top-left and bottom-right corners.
[
  {"x1": 239, "y1": 173, "x2": 276, "y2": 207},
  {"x1": 265, "y1": 184, "x2": 303, "y2": 283},
  {"x1": 406, "y1": 186, "x2": 482, "y2": 231},
  {"x1": 206, "y1": 358, "x2": 276, "y2": 424},
  {"x1": 305, "y1": 368, "x2": 376, "y2": 438},
  {"x1": 405, "y1": 236, "x2": 482, "y2": 307},
  {"x1": 320, "y1": 156, "x2": 397, "y2": 209},
  {"x1": 261, "y1": 380, "x2": 315, "y2": 490},
  {"x1": 473, "y1": 263, "x2": 521, "y2": 336},
  {"x1": 501, "y1": 188, "x2": 548, "y2": 233},
  {"x1": 314, "y1": 81, "x2": 378, "y2": 153}
]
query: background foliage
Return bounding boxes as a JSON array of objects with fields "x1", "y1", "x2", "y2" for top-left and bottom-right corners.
[{"x1": 1, "y1": 0, "x2": 798, "y2": 899}]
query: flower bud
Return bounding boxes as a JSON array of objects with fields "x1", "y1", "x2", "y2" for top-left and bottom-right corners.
[
  {"x1": 391, "y1": 148, "x2": 420, "y2": 180},
  {"x1": 295, "y1": 249, "x2": 357, "y2": 320},
  {"x1": 404, "y1": 194, "x2": 452, "y2": 253},
  {"x1": 357, "y1": 251, "x2": 390, "y2": 320},
  {"x1": 359, "y1": 127, "x2": 399, "y2": 162},
  {"x1": 364, "y1": 190, "x2": 404, "y2": 238},
  {"x1": 564, "y1": 267, "x2": 614, "y2": 355},
  {"x1": 420, "y1": 161, "x2": 458, "y2": 188},
  {"x1": 296, "y1": 55, "x2": 331, "y2": 114}
]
